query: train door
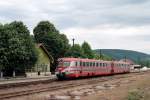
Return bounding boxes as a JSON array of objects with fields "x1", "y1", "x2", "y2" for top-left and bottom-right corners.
[
  {"x1": 79, "y1": 61, "x2": 83, "y2": 76},
  {"x1": 111, "y1": 62, "x2": 114, "y2": 74}
]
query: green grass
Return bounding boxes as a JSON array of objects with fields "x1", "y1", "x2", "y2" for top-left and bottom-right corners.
[{"x1": 127, "y1": 89, "x2": 143, "y2": 100}]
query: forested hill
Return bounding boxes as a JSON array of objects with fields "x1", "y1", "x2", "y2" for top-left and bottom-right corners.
[{"x1": 94, "y1": 49, "x2": 150, "y2": 62}]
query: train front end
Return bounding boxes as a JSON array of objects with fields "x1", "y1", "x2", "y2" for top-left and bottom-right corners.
[{"x1": 55, "y1": 58, "x2": 77, "y2": 79}]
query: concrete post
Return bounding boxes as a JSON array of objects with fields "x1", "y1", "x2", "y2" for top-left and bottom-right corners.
[
  {"x1": 0, "y1": 71, "x2": 3, "y2": 78},
  {"x1": 13, "y1": 70, "x2": 16, "y2": 77}
]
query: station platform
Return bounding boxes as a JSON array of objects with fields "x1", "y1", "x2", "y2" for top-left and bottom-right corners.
[{"x1": 0, "y1": 75, "x2": 56, "y2": 86}]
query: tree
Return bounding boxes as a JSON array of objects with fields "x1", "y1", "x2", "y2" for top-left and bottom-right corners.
[
  {"x1": 81, "y1": 41, "x2": 94, "y2": 59},
  {"x1": 33, "y1": 21, "x2": 59, "y2": 43},
  {"x1": 33, "y1": 21, "x2": 69, "y2": 72},
  {"x1": 59, "y1": 34, "x2": 70, "y2": 57},
  {"x1": 0, "y1": 21, "x2": 38, "y2": 76},
  {"x1": 65, "y1": 44, "x2": 85, "y2": 58},
  {"x1": 0, "y1": 24, "x2": 4, "y2": 76}
]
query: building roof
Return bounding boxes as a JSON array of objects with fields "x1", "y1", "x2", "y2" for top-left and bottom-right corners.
[{"x1": 37, "y1": 43, "x2": 54, "y2": 63}]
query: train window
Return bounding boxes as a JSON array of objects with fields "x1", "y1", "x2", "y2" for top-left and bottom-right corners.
[
  {"x1": 118, "y1": 64, "x2": 121, "y2": 67},
  {"x1": 90, "y1": 62, "x2": 92, "y2": 66},
  {"x1": 70, "y1": 61, "x2": 76, "y2": 67},
  {"x1": 84, "y1": 62, "x2": 86, "y2": 66},
  {"x1": 119, "y1": 64, "x2": 121, "y2": 67},
  {"x1": 87, "y1": 62, "x2": 89, "y2": 67},
  {"x1": 123, "y1": 64, "x2": 125, "y2": 67},
  {"x1": 99, "y1": 63, "x2": 102, "y2": 67},
  {"x1": 102, "y1": 63, "x2": 103, "y2": 67},
  {"x1": 105, "y1": 63, "x2": 107, "y2": 67},
  {"x1": 103, "y1": 63, "x2": 105, "y2": 67},
  {"x1": 76, "y1": 61, "x2": 80, "y2": 66},
  {"x1": 83, "y1": 62, "x2": 86, "y2": 66},
  {"x1": 75, "y1": 62, "x2": 78, "y2": 66},
  {"x1": 80, "y1": 62, "x2": 82, "y2": 66},
  {"x1": 93, "y1": 62, "x2": 95, "y2": 67},
  {"x1": 85, "y1": 62, "x2": 87, "y2": 67},
  {"x1": 101, "y1": 63, "x2": 103, "y2": 67},
  {"x1": 63, "y1": 61, "x2": 70, "y2": 67},
  {"x1": 78, "y1": 62, "x2": 80, "y2": 66},
  {"x1": 96, "y1": 62, "x2": 99, "y2": 67}
]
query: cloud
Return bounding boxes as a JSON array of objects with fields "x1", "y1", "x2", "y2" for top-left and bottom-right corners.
[
  {"x1": 62, "y1": 25, "x2": 150, "y2": 53},
  {"x1": 0, "y1": 0, "x2": 149, "y2": 53},
  {"x1": 0, "y1": 0, "x2": 150, "y2": 28}
]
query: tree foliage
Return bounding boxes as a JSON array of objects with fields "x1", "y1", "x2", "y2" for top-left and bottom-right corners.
[
  {"x1": 33, "y1": 21, "x2": 69, "y2": 71},
  {"x1": 81, "y1": 41, "x2": 94, "y2": 59},
  {"x1": 65, "y1": 44, "x2": 85, "y2": 58},
  {"x1": 0, "y1": 21, "x2": 38, "y2": 76},
  {"x1": 33, "y1": 21, "x2": 59, "y2": 42}
]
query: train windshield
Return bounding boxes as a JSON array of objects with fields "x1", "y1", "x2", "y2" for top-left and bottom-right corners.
[
  {"x1": 63, "y1": 61, "x2": 70, "y2": 67},
  {"x1": 58, "y1": 61, "x2": 76, "y2": 67}
]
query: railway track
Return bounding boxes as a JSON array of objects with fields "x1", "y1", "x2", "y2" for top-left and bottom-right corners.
[{"x1": 0, "y1": 71, "x2": 149, "y2": 99}]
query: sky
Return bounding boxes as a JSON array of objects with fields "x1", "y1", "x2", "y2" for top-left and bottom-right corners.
[{"x1": 0, "y1": 0, "x2": 150, "y2": 54}]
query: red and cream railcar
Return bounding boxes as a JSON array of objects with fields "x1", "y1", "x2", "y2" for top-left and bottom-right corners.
[
  {"x1": 55, "y1": 58, "x2": 130, "y2": 79},
  {"x1": 113, "y1": 61, "x2": 130, "y2": 74}
]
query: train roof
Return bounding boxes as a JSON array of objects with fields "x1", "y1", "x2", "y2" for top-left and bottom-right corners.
[
  {"x1": 58, "y1": 57, "x2": 130, "y2": 64},
  {"x1": 58, "y1": 57, "x2": 111, "y2": 63}
]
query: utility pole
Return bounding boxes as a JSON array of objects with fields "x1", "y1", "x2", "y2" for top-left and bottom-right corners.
[
  {"x1": 72, "y1": 38, "x2": 75, "y2": 47},
  {"x1": 71, "y1": 38, "x2": 75, "y2": 57}
]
